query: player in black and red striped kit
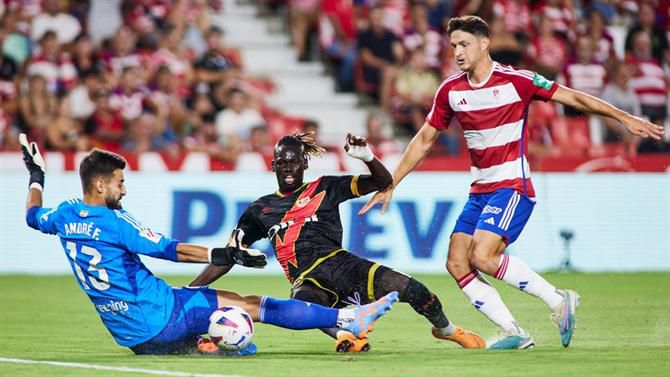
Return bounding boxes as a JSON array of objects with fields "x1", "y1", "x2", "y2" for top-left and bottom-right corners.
[{"x1": 191, "y1": 133, "x2": 485, "y2": 352}]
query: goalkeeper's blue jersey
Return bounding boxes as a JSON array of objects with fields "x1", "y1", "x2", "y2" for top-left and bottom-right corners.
[{"x1": 26, "y1": 199, "x2": 180, "y2": 347}]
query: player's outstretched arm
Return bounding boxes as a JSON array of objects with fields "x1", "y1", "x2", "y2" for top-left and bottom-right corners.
[
  {"x1": 176, "y1": 242, "x2": 267, "y2": 267},
  {"x1": 359, "y1": 123, "x2": 440, "y2": 214},
  {"x1": 551, "y1": 85, "x2": 664, "y2": 140},
  {"x1": 344, "y1": 133, "x2": 393, "y2": 195},
  {"x1": 19, "y1": 133, "x2": 46, "y2": 212}
]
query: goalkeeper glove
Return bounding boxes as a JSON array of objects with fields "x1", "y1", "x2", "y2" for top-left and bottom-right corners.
[
  {"x1": 209, "y1": 229, "x2": 267, "y2": 268},
  {"x1": 19, "y1": 133, "x2": 46, "y2": 190}
]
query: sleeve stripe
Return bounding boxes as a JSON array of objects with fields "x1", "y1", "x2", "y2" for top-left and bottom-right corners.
[
  {"x1": 350, "y1": 175, "x2": 360, "y2": 197},
  {"x1": 114, "y1": 211, "x2": 144, "y2": 232}
]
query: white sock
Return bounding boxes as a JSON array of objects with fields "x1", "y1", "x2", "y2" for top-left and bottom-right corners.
[
  {"x1": 437, "y1": 322, "x2": 456, "y2": 336},
  {"x1": 336, "y1": 308, "x2": 355, "y2": 328},
  {"x1": 495, "y1": 254, "x2": 563, "y2": 310},
  {"x1": 458, "y1": 270, "x2": 520, "y2": 334}
]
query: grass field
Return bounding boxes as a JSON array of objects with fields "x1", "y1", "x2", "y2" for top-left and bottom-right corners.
[{"x1": 1, "y1": 273, "x2": 669, "y2": 377}]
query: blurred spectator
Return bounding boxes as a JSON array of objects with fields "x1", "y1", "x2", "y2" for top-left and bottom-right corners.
[
  {"x1": 72, "y1": 34, "x2": 102, "y2": 76},
  {"x1": 249, "y1": 125, "x2": 273, "y2": 156},
  {"x1": 194, "y1": 26, "x2": 235, "y2": 84},
  {"x1": 537, "y1": 0, "x2": 575, "y2": 42},
  {"x1": 583, "y1": 9, "x2": 615, "y2": 66},
  {"x1": 27, "y1": 30, "x2": 77, "y2": 94},
  {"x1": 151, "y1": 65, "x2": 190, "y2": 136},
  {"x1": 44, "y1": 98, "x2": 89, "y2": 152},
  {"x1": 215, "y1": 88, "x2": 265, "y2": 149},
  {"x1": 558, "y1": 36, "x2": 607, "y2": 117},
  {"x1": 403, "y1": 4, "x2": 442, "y2": 70},
  {"x1": 289, "y1": 0, "x2": 320, "y2": 61},
  {"x1": 31, "y1": 0, "x2": 82, "y2": 44},
  {"x1": 87, "y1": 0, "x2": 123, "y2": 45},
  {"x1": 68, "y1": 68, "x2": 103, "y2": 121},
  {"x1": 150, "y1": 24, "x2": 194, "y2": 98},
  {"x1": 168, "y1": 0, "x2": 210, "y2": 56},
  {"x1": 488, "y1": 16, "x2": 523, "y2": 67},
  {"x1": 302, "y1": 119, "x2": 338, "y2": 151},
  {"x1": 624, "y1": 1, "x2": 670, "y2": 68},
  {"x1": 320, "y1": 0, "x2": 358, "y2": 91},
  {"x1": 364, "y1": 111, "x2": 398, "y2": 157},
  {"x1": 391, "y1": 48, "x2": 440, "y2": 132},
  {"x1": 2, "y1": 12, "x2": 31, "y2": 65},
  {"x1": 0, "y1": 25, "x2": 18, "y2": 123},
  {"x1": 183, "y1": 112, "x2": 239, "y2": 162},
  {"x1": 528, "y1": 14, "x2": 568, "y2": 80},
  {"x1": 626, "y1": 31, "x2": 669, "y2": 126},
  {"x1": 123, "y1": 111, "x2": 176, "y2": 154},
  {"x1": 102, "y1": 26, "x2": 141, "y2": 80},
  {"x1": 493, "y1": 0, "x2": 531, "y2": 42},
  {"x1": 18, "y1": 74, "x2": 58, "y2": 138},
  {"x1": 376, "y1": 0, "x2": 410, "y2": 37},
  {"x1": 85, "y1": 88, "x2": 125, "y2": 152},
  {"x1": 600, "y1": 62, "x2": 641, "y2": 150},
  {"x1": 109, "y1": 66, "x2": 149, "y2": 122},
  {"x1": 423, "y1": 0, "x2": 453, "y2": 33},
  {"x1": 121, "y1": 0, "x2": 170, "y2": 35},
  {"x1": 357, "y1": 6, "x2": 403, "y2": 105}
]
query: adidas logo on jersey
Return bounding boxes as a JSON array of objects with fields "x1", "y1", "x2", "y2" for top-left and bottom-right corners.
[
  {"x1": 457, "y1": 98, "x2": 468, "y2": 106},
  {"x1": 484, "y1": 217, "x2": 495, "y2": 225}
]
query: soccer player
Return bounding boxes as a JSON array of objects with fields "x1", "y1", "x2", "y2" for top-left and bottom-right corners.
[
  {"x1": 19, "y1": 133, "x2": 398, "y2": 356},
  {"x1": 190, "y1": 132, "x2": 486, "y2": 352},
  {"x1": 360, "y1": 16, "x2": 665, "y2": 350}
]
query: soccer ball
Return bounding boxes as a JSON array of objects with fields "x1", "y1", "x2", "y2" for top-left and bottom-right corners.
[{"x1": 208, "y1": 306, "x2": 254, "y2": 351}]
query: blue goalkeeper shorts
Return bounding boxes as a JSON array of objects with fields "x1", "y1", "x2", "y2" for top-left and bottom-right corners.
[
  {"x1": 130, "y1": 286, "x2": 218, "y2": 355},
  {"x1": 452, "y1": 189, "x2": 535, "y2": 245}
]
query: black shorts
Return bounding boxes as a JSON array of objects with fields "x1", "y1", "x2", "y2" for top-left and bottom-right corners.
[{"x1": 291, "y1": 249, "x2": 389, "y2": 308}]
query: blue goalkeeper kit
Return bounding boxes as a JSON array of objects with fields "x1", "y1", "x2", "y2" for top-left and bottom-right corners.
[{"x1": 26, "y1": 199, "x2": 181, "y2": 347}]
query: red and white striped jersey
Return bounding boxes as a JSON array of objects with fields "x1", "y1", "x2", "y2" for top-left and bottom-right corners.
[
  {"x1": 626, "y1": 57, "x2": 669, "y2": 108},
  {"x1": 426, "y1": 62, "x2": 558, "y2": 197}
]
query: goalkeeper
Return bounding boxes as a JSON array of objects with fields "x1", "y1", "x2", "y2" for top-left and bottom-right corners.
[
  {"x1": 191, "y1": 133, "x2": 486, "y2": 352},
  {"x1": 19, "y1": 134, "x2": 397, "y2": 356}
]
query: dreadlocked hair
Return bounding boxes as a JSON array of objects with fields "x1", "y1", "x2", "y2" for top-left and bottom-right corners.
[{"x1": 276, "y1": 132, "x2": 326, "y2": 160}]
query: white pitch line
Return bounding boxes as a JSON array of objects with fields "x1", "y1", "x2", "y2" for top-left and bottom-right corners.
[{"x1": 0, "y1": 357, "x2": 246, "y2": 377}]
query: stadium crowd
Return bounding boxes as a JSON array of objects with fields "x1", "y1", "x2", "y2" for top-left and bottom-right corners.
[
  {"x1": 0, "y1": 0, "x2": 668, "y2": 170},
  {"x1": 272, "y1": 0, "x2": 670, "y2": 158}
]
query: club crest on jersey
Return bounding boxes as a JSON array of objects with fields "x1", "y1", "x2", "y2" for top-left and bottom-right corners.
[
  {"x1": 79, "y1": 210, "x2": 88, "y2": 217},
  {"x1": 296, "y1": 197, "x2": 311, "y2": 208},
  {"x1": 492, "y1": 88, "x2": 501, "y2": 101}
]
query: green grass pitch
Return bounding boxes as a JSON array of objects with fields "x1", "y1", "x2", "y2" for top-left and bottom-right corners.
[{"x1": 1, "y1": 273, "x2": 668, "y2": 377}]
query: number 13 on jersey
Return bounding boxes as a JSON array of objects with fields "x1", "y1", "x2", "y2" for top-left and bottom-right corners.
[{"x1": 65, "y1": 241, "x2": 110, "y2": 291}]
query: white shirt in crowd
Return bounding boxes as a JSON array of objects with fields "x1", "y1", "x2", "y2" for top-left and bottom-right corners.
[
  {"x1": 215, "y1": 109, "x2": 265, "y2": 144},
  {"x1": 31, "y1": 12, "x2": 81, "y2": 44}
]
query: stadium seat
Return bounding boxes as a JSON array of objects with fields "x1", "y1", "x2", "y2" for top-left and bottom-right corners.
[{"x1": 549, "y1": 116, "x2": 591, "y2": 157}]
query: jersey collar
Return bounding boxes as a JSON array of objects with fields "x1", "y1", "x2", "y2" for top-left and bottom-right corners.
[
  {"x1": 467, "y1": 60, "x2": 497, "y2": 88},
  {"x1": 275, "y1": 182, "x2": 308, "y2": 197}
]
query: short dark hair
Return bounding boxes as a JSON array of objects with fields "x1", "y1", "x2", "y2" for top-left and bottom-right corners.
[
  {"x1": 79, "y1": 149, "x2": 127, "y2": 193},
  {"x1": 447, "y1": 15, "x2": 490, "y2": 38}
]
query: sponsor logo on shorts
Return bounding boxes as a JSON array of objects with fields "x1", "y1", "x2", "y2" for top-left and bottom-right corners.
[{"x1": 483, "y1": 205, "x2": 502, "y2": 215}]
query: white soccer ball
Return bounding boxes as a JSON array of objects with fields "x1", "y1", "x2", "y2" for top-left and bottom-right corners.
[{"x1": 208, "y1": 306, "x2": 254, "y2": 351}]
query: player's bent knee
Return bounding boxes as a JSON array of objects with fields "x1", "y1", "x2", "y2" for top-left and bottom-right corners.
[
  {"x1": 446, "y1": 258, "x2": 469, "y2": 279},
  {"x1": 468, "y1": 245, "x2": 496, "y2": 273}
]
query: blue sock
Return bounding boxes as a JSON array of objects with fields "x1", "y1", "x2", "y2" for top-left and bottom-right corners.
[{"x1": 258, "y1": 296, "x2": 338, "y2": 329}]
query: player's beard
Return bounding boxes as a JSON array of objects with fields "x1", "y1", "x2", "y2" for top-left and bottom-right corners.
[{"x1": 104, "y1": 194, "x2": 122, "y2": 210}]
